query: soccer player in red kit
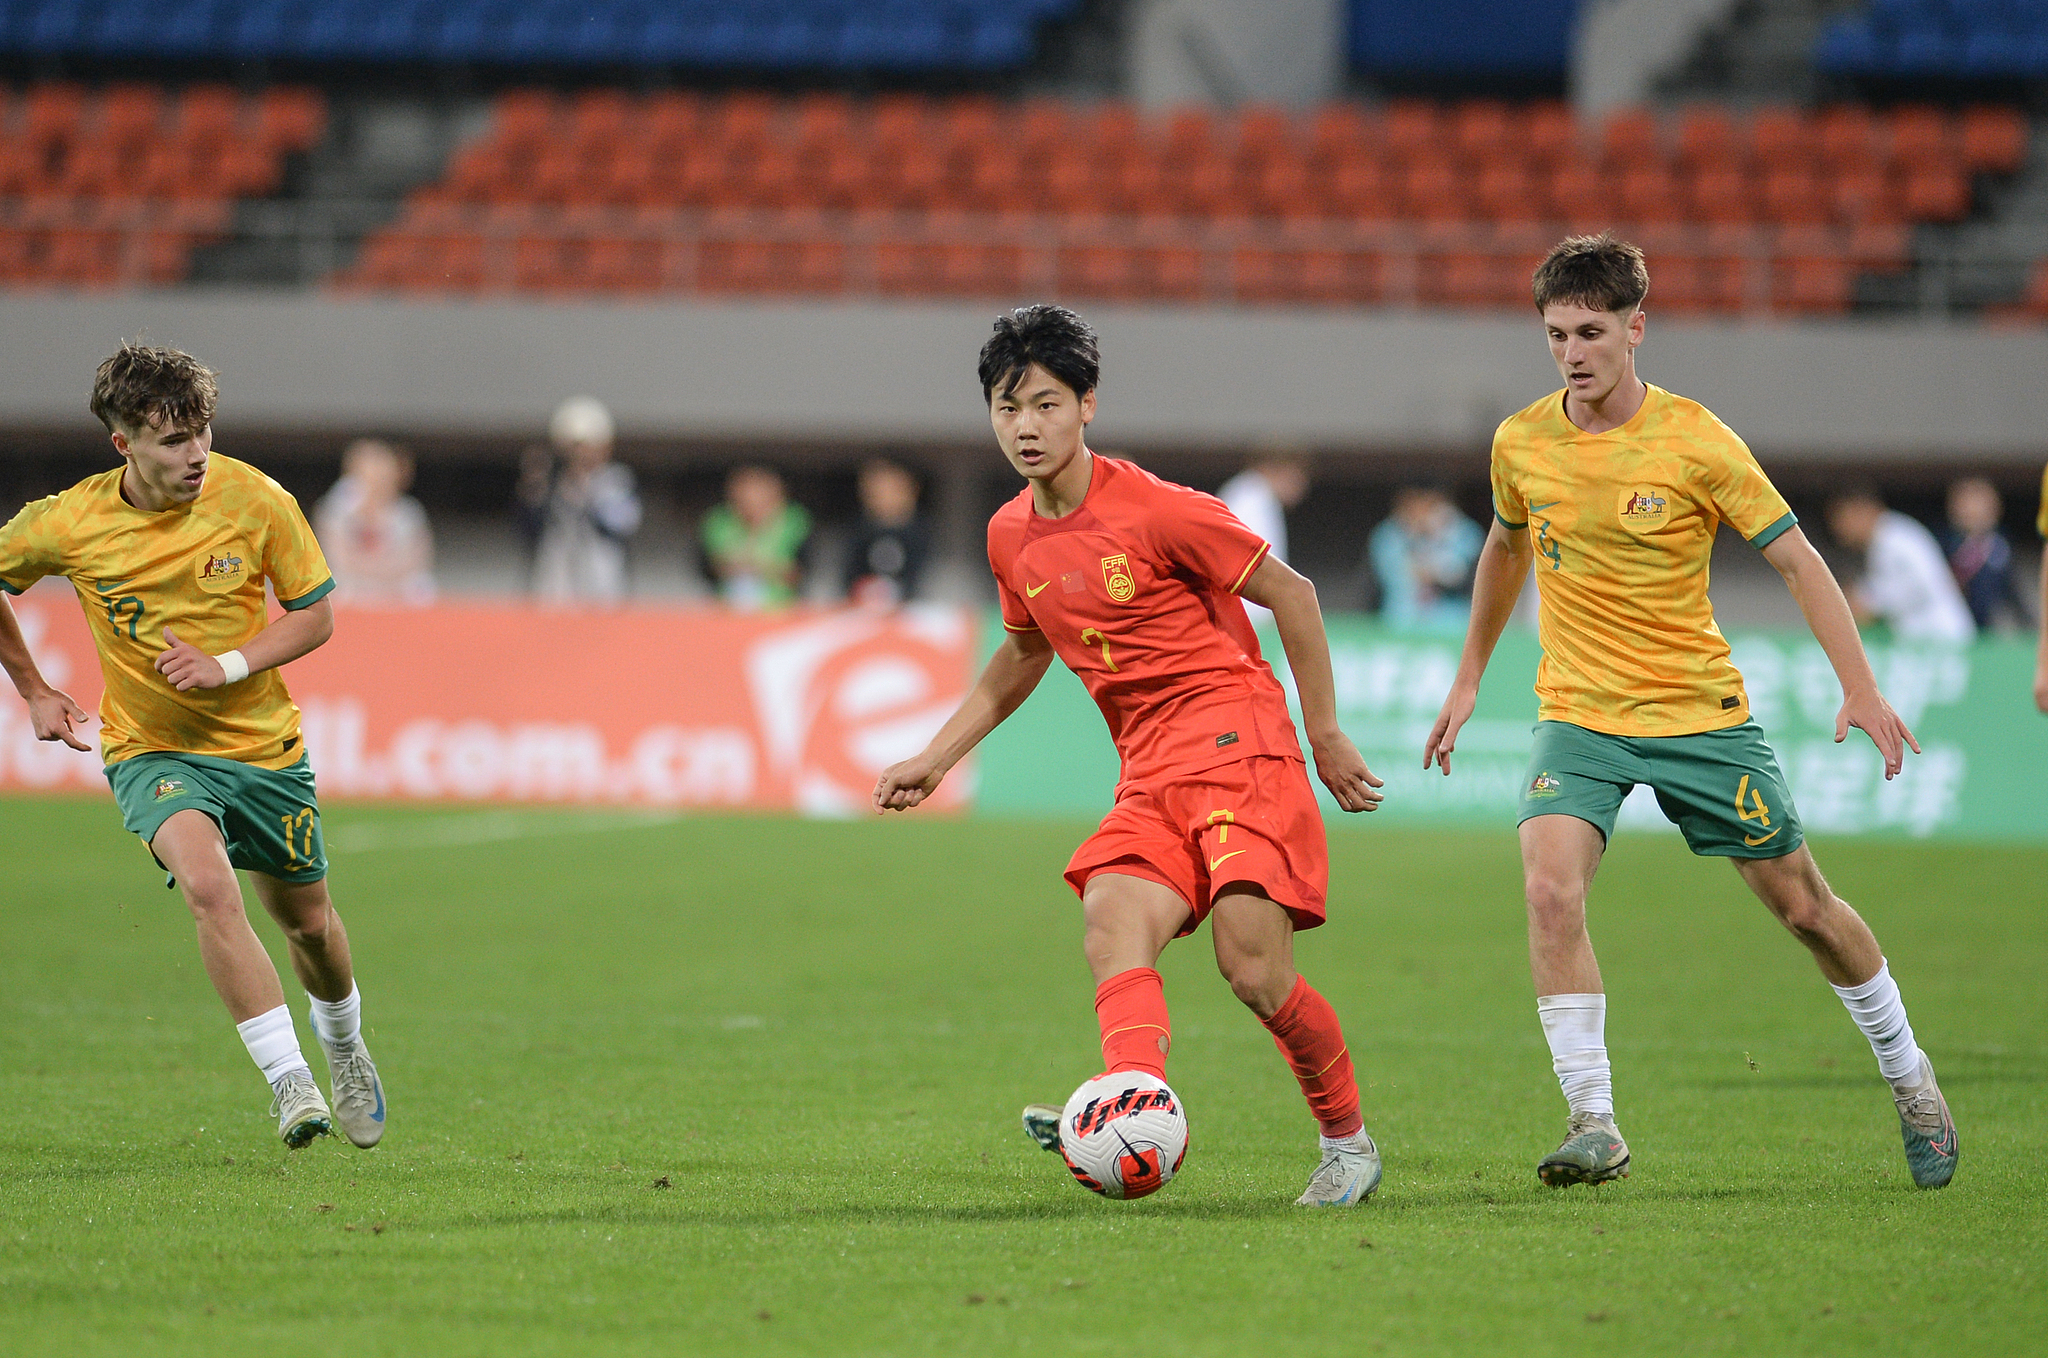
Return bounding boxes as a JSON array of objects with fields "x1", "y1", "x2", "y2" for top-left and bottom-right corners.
[{"x1": 873, "y1": 305, "x2": 1388, "y2": 1205}]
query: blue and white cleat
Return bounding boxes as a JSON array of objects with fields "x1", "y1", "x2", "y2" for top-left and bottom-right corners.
[
  {"x1": 1296, "y1": 1130, "x2": 1382, "y2": 1206},
  {"x1": 324, "y1": 1037, "x2": 386, "y2": 1149},
  {"x1": 1893, "y1": 1055, "x2": 1958, "y2": 1189},
  {"x1": 271, "y1": 1069, "x2": 333, "y2": 1150}
]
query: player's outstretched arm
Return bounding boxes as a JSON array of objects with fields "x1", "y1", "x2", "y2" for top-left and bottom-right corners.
[
  {"x1": 0, "y1": 593, "x2": 92, "y2": 750},
  {"x1": 872, "y1": 626, "x2": 1055, "y2": 813},
  {"x1": 1761, "y1": 527, "x2": 1920, "y2": 779},
  {"x1": 1240, "y1": 555, "x2": 1384, "y2": 812},
  {"x1": 154, "y1": 597, "x2": 336, "y2": 693},
  {"x1": 1425, "y1": 519, "x2": 1530, "y2": 774}
]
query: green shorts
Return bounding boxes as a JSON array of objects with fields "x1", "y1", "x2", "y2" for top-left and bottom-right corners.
[
  {"x1": 1518, "y1": 720, "x2": 1804, "y2": 860},
  {"x1": 106, "y1": 751, "x2": 327, "y2": 885}
]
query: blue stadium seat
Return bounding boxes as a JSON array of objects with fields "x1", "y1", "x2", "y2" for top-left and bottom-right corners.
[
  {"x1": 1818, "y1": 0, "x2": 2048, "y2": 76},
  {"x1": 0, "y1": 0, "x2": 1081, "y2": 66}
]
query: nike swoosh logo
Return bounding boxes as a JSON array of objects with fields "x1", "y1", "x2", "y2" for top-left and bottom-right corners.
[
  {"x1": 1025, "y1": 581, "x2": 1050, "y2": 597},
  {"x1": 1208, "y1": 849, "x2": 1246, "y2": 872},
  {"x1": 1529, "y1": 501, "x2": 1561, "y2": 512},
  {"x1": 1743, "y1": 829, "x2": 1782, "y2": 847},
  {"x1": 371, "y1": 1081, "x2": 385, "y2": 1124}
]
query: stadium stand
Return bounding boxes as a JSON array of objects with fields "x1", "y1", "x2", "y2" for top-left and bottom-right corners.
[
  {"x1": 1818, "y1": 0, "x2": 2048, "y2": 79},
  {"x1": 0, "y1": 83, "x2": 323, "y2": 287},
  {"x1": 0, "y1": 0, "x2": 1080, "y2": 70},
  {"x1": 335, "y1": 90, "x2": 2028, "y2": 312}
]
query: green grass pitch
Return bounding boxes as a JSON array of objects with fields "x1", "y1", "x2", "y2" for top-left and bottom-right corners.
[{"x1": 0, "y1": 794, "x2": 2042, "y2": 1357}]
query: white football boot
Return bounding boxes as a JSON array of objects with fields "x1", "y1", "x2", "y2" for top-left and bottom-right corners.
[
  {"x1": 1296, "y1": 1129, "x2": 1382, "y2": 1206},
  {"x1": 323, "y1": 1038, "x2": 387, "y2": 1149},
  {"x1": 270, "y1": 1068, "x2": 333, "y2": 1149}
]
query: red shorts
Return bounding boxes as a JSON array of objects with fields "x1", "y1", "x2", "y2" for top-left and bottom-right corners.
[{"x1": 1064, "y1": 755, "x2": 1329, "y2": 936}]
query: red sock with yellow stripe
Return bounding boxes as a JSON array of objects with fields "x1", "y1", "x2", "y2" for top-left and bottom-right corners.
[
  {"x1": 1263, "y1": 975, "x2": 1362, "y2": 1138},
  {"x1": 1095, "y1": 967, "x2": 1171, "y2": 1079}
]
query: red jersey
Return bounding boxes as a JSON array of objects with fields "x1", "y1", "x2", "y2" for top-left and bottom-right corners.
[{"x1": 988, "y1": 453, "x2": 1304, "y2": 785}]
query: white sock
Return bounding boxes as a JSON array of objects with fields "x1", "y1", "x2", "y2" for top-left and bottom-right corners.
[
  {"x1": 1831, "y1": 959, "x2": 1924, "y2": 1087},
  {"x1": 1538, "y1": 993, "x2": 1613, "y2": 1119},
  {"x1": 236, "y1": 1003, "x2": 311, "y2": 1088},
  {"x1": 308, "y1": 984, "x2": 362, "y2": 1049},
  {"x1": 1320, "y1": 1129, "x2": 1373, "y2": 1153}
]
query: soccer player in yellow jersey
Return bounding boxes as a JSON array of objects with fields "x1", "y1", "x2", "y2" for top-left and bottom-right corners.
[
  {"x1": 0, "y1": 344, "x2": 385, "y2": 1152},
  {"x1": 1424, "y1": 236, "x2": 1958, "y2": 1190}
]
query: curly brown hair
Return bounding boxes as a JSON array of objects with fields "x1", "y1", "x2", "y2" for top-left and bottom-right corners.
[
  {"x1": 89, "y1": 342, "x2": 219, "y2": 434},
  {"x1": 1531, "y1": 234, "x2": 1649, "y2": 315}
]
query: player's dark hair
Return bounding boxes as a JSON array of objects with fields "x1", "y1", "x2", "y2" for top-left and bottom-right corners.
[
  {"x1": 89, "y1": 342, "x2": 219, "y2": 434},
  {"x1": 1531, "y1": 234, "x2": 1649, "y2": 315},
  {"x1": 978, "y1": 304, "x2": 1100, "y2": 403}
]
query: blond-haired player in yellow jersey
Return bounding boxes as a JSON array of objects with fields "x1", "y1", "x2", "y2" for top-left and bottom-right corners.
[
  {"x1": 0, "y1": 344, "x2": 385, "y2": 1152},
  {"x1": 1424, "y1": 236, "x2": 1958, "y2": 1191}
]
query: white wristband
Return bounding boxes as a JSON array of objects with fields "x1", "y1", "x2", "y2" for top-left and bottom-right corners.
[{"x1": 215, "y1": 650, "x2": 250, "y2": 684}]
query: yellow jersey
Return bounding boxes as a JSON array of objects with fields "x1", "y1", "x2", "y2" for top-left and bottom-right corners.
[
  {"x1": 1491, "y1": 384, "x2": 1796, "y2": 737},
  {"x1": 0, "y1": 454, "x2": 335, "y2": 769}
]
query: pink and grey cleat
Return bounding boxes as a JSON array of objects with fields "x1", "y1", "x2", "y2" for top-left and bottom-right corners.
[{"x1": 1537, "y1": 1112, "x2": 1630, "y2": 1187}]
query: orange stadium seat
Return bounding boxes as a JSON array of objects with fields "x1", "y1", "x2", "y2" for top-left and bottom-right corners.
[
  {"x1": 1381, "y1": 101, "x2": 1441, "y2": 160},
  {"x1": 1674, "y1": 106, "x2": 1741, "y2": 170},
  {"x1": 1748, "y1": 108, "x2": 1811, "y2": 171},
  {"x1": 1887, "y1": 106, "x2": 1953, "y2": 170},
  {"x1": 1901, "y1": 167, "x2": 1970, "y2": 222},
  {"x1": 1599, "y1": 107, "x2": 1661, "y2": 168},
  {"x1": 1688, "y1": 163, "x2": 1758, "y2": 225},
  {"x1": 1959, "y1": 107, "x2": 2027, "y2": 175},
  {"x1": 317, "y1": 89, "x2": 2032, "y2": 314},
  {"x1": 1522, "y1": 103, "x2": 1577, "y2": 164}
]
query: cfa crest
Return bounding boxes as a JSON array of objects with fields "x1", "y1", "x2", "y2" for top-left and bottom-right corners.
[
  {"x1": 196, "y1": 549, "x2": 248, "y2": 595},
  {"x1": 152, "y1": 777, "x2": 186, "y2": 801},
  {"x1": 1617, "y1": 488, "x2": 1671, "y2": 531},
  {"x1": 1527, "y1": 771, "x2": 1562, "y2": 799},
  {"x1": 1100, "y1": 554, "x2": 1136, "y2": 603}
]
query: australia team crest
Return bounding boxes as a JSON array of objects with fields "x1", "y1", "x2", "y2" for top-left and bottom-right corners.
[
  {"x1": 196, "y1": 548, "x2": 248, "y2": 594},
  {"x1": 1100, "y1": 554, "x2": 1136, "y2": 603},
  {"x1": 1617, "y1": 488, "x2": 1671, "y2": 531}
]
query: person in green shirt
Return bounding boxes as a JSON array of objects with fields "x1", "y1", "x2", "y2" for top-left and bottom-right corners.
[{"x1": 699, "y1": 465, "x2": 811, "y2": 610}]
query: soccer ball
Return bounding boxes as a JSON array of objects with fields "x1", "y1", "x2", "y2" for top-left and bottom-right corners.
[{"x1": 1058, "y1": 1071, "x2": 1189, "y2": 1200}]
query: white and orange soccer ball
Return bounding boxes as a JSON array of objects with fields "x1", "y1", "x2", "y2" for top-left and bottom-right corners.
[{"x1": 1058, "y1": 1071, "x2": 1189, "y2": 1200}]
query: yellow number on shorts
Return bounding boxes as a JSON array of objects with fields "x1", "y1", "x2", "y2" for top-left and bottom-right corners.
[
  {"x1": 1735, "y1": 774, "x2": 1771, "y2": 827},
  {"x1": 279, "y1": 806, "x2": 317, "y2": 865}
]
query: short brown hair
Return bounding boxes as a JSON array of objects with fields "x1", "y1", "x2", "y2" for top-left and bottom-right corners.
[
  {"x1": 89, "y1": 342, "x2": 219, "y2": 434},
  {"x1": 1531, "y1": 234, "x2": 1649, "y2": 314}
]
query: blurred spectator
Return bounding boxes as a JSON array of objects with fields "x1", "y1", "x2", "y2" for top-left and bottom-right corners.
[
  {"x1": 1942, "y1": 477, "x2": 2027, "y2": 632},
  {"x1": 314, "y1": 439, "x2": 435, "y2": 604},
  {"x1": 1219, "y1": 455, "x2": 1310, "y2": 562},
  {"x1": 1370, "y1": 485, "x2": 1484, "y2": 633},
  {"x1": 1826, "y1": 488, "x2": 1974, "y2": 644},
  {"x1": 843, "y1": 458, "x2": 930, "y2": 608},
  {"x1": 520, "y1": 397, "x2": 642, "y2": 603},
  {"x1": 2036, "y1": 462, "x2": 2047, "y2": 713},
  {"x1": 700, "y1": 465, "x2": 812, "y2": 611},
  {"x1": 1220, "y1": 455, "x2": 1309, "y2": 625}
]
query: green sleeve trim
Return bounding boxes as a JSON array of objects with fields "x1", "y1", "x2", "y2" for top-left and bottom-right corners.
[
  {"x1": 279, "y1": 577, "x2": 336, "y2": 610},
  {"x1": 1494, "y1": 508, "x2": 1527, "y2": 531},
  {"x1": 0, "y1": 579, "x2": 22, "y2": 596},
  {"x1": 1747, "y1": 511, "x2": 1798, "y2": 550}
]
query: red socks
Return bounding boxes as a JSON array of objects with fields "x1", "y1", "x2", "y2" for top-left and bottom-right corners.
[
  {"x1": 1094, "y1": 967, "x2": 1360, "y2": 1140},
  {"x1": 1262, "y1": 975, "x2": 1363, "y2": 1138},
  {"x1": 1095, "y1": 967, "x2": 1171, "y2": 1079}
]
